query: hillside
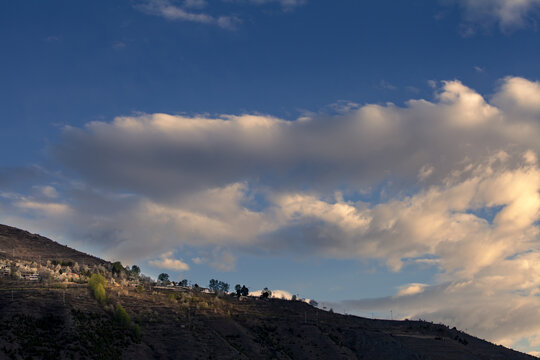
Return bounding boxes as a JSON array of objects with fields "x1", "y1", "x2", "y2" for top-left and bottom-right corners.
[
  {"x1": 0, "y1": 224, "x2": 537, "y2": 360},
  {"x1": 0, "y1": 224, "x2": 107, "y2": 267}
]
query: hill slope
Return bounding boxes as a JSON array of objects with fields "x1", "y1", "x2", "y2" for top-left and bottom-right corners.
[
  {"x1": 0, "y1": 224, "x2": 107, "y2": 267},
  {"x1": 0, "y1": 224, "x2": 536, "y2": 360}
]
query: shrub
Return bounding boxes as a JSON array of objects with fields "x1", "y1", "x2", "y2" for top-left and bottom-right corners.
[
  {"x1": 88, "y1": 274, "x2": 107, "y2": 303},
  {"x1": 88, "y1": 273, "x2": 106, "y2": 288},
  {"x1": 114, "y1": 304, "x2": 131, "y2": 328},
  {"x1": 133, "y1": 323, "x2": 141, "y2": 342},
  {"x1": 168, "y1": 294, "x2": 177, "y2": 303},
  {"x1": 93, "y1": 285, "x2": 106, "y2": 303}
]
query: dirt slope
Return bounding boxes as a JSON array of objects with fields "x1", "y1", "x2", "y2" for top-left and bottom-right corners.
[
  {"x1": 0, "y1": 224, "x2": 107, "y2": 267},
  {"x1": 0, "y1": 284, "x2": 536, "y2": 360}
]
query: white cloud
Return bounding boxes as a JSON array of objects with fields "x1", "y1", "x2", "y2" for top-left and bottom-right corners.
[
  {"x1": 53, "y1": 77, "x2": 540, "y2": 202},
  {"x1": 455, "y1": 0, "x2": 540, "y2": 29},
  {"x1": 137, "y1": 0, "x2": 240, "y2": 29},
  {"x1": 33, "y1": 185, "x2": 59, "y2": 199},
  {"x1": 251, "y1": 289, "x2": 294, "y2": 299},
  {"x1": 192, "y1": 257, "x2": 205, "y2": 264},
  {"x1": 14, "y1": 200, "x2": 70, "y2": 216},
  {"x1": 149, "y1": 251, "x2": 190, "y2": 271},
  {"x1": 137, "y1": 0, "x2": 305, "y2": 29},
  {"x1": 395, "y1": 283, "x2": 427, "y2": 297},
  {"x1": 492, "y1": 76, "x2": 540, "y2": 115},
  {"x1": 474, "y1": 66, "x2": 485, "y2": 73}
]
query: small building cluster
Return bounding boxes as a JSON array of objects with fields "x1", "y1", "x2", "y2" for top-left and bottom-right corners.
[{"x1": 0, "y1": 264, "x2": 10, "y2": 277}]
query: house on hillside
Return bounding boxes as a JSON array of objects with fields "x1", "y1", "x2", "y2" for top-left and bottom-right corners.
[{"x1": 0, "y1": 265, "x2": 10, "y2": 277}]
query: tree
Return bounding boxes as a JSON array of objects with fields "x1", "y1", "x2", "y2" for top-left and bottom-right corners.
[
  {"x1": 112, "y1": 261, "x2": 124, "y2": 276},
  {"x1": 261, "y1": 287, "x2": 272, "y2": 299},
  {"x1": 131, "y1": 265, "x2": 141, "y2": 277},
  {"x1": 179, "y1": 279, "x2": 188, "y2": 287},
  {"x1": 209, "y1": 279, "x2": 230, "y2": 293},
  {"x1": 235, "y1": 284, "x2": 249, "y2": 297},
  {"x1": 158, "y1": 273, "x2": 170, "y2": 284},
  {"x1": 209, "y1": 279, "x2": 219, "y2": 292}
]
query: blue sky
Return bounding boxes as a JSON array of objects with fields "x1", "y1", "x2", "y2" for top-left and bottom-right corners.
[{"x1": 2, "y1": 0, "x2": 540, "y2": 355}]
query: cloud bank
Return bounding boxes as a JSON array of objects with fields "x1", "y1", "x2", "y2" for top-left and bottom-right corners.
[{"x1": 1, "y1": 76, "x2": 540, "y2": 349}]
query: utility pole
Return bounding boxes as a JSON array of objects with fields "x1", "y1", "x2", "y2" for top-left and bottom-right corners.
[{"x1": 390, "y1": 310, "x2": 393, "y2": 320}]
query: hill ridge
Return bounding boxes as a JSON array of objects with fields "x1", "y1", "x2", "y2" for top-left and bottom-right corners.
[{"x1": 0, "y1": 223, "x2": 108, "y2": 267}]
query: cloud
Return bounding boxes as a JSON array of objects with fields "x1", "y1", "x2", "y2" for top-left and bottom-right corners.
[
  {"x1": 210, "y1": 249, "x2": 237, "y2": 271},
  {"x1": 395, "y1": 283, "x2": 427, "y2": 297},
  {"x1": 137, "y1": 0, "x2": 240, "y2": 29},
  {"x1": 183, "y1": 0, "x2": 207, "y2": 9},
  {"x1": 33, "y1": 185, "x2": 59, "y2": 199},
  {"x1": 225, "y1": 0, "x2": 307, "y2": 10},
  {"x1": 14, "y1": 200, "x2": 71, "y2": 216},
  {"x1": 492, "y1": 76, "x2": 540, "y2": 115},
  {"x1": 454, "y1": 0, "x2": 540, "y2": 30},
  {"x1": 52, "y1": 77, "x2": 540, "y2": 200},
  {"x1": 137, "y1": 0, "x2": 306, "y2": 28},
  {"x1": 268, "y1": 155, "x2": 540, "y2": 275},
  {"x1": 112, "y1": 41, "x2": 127, "y2": 50},
  {"x1": 333, "y1": 270, "x2": 540, "y2": 348},
  {"x1": 2, "y1": 76, "x2": 540, "y2": 349},
  {"x1": 148, "y1": 251, "x2": 190, "y2": 271},
  {"x1": 474, "y1": 66, "x2": 484, "y2": 73},
  {"x1": 251, "y1": 289, "x2": 295, "y2": 299},
  {"x1": 44, "y1": 36, "x2": 60, "y2": 43}
]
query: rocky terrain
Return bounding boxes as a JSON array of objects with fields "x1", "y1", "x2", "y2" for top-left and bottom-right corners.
[{"x1": 0, "y1": 224, "x2": 537, "y2": 360}]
